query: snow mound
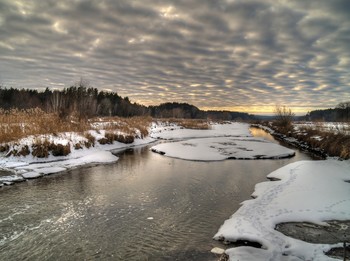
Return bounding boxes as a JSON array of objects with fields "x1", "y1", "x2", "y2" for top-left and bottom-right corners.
[
  {"x1": 214, "y1": 160, "x2": 350, "y2": 261},
  {"x1": 151, "y1": 137, "x2": 295, "y2": 161}
]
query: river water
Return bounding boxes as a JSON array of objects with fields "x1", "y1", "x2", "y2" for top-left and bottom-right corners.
[{"x1": 0, "y1": 129, "x2": 314, "y2": 260}]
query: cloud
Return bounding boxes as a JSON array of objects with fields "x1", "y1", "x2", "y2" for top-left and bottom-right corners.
[{"x1": 0, "y1": 0, "x2": 349, "y2": 113}]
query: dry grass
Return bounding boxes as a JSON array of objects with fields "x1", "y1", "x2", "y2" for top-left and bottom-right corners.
[
  {"x1": 89, "y1": 116, "x2": 152, "y2": 138},
  {"x1": 270, "y1": 122, "x2": 350, "y2": 160},
  {"x1": 157, "y1": 118, "x2": 210, "y2": 130},
  {"x1": 0, "y1": 110, "x2": 152, "y2": 145},
  {"x1": 0, "y1": 110, "x2": 153, "y2": 157},
  {"x1": 296, "y1": 126, "x2": 350, "y2": 159},
  {"x1": 0, "y1": 108, "x2": 89, "y2": 144}
]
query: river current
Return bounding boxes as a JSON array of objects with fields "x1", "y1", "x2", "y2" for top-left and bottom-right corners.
[{"x1": 0, "y1": 129, "x2": 314, "y2": 260}]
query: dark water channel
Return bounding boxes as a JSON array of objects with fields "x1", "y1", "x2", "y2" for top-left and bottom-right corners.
[{"x1": 0, "y1": 129, "x2": 314, "y2": 260}]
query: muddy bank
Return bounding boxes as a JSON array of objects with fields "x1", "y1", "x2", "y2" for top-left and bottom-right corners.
[{"x1": 276, "y1": 220, "x2": 350, "y2": 259}]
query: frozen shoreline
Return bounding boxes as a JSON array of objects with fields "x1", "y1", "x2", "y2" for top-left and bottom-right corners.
[
  {"x1": 0, "y1": 133, "x2": 155, "y2": 186},
  {"x1": 214, "y1": 160, "x2": 350, "y2": 261},
  {"x1": 0, "y1": 121, "x2": 294, "y2": 185}
]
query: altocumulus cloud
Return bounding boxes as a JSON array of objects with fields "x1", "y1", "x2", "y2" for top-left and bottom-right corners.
[{"x1": 0, "y1": 0, "x2": 349, "y2": 114}]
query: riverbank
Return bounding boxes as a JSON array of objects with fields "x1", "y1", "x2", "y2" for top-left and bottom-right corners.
[
  {"x1": 214, "y1": 160, "x2": 350, "y2": 261},
  {"x1": 252, "y1": 122, "x2": 350, "y2": 160},
  {"x1": 1, "y1": 121, "x2": 294, "y2": 186}
]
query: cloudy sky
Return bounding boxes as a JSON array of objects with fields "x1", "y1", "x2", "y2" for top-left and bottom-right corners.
[{"x1": 1, "y1": 0, "x2": 349, "y2": 114}]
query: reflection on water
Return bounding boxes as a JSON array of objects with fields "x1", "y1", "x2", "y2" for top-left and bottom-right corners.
[
  {"x1": 0, "y1": 133, "x2": 314, "y2": 260},
  {"x1": 249, "y1": 127, "x2": 277, "y2": 143}
]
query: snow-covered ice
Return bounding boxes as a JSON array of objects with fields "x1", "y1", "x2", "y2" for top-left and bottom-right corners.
[
  {"x1": 214, "y1": 160, "x2": 350, "y2": 261},
  {"x1": 151, "y1": 122, "x2": 295, "y2": 161},
  {"x1": 152, "y1": 137, "x2": 295, "y2": 161}
]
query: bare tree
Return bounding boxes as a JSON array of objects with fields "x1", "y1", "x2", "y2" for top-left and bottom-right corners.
[{"x1": 274, "y1": 105, "x2": 295, "y2": 128}]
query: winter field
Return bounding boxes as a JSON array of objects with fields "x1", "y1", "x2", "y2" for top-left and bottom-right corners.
[
  {"x1": 294, "y1": 121, "x2": 350, "y2": 135},
  {"x1": 1, "y1": 119, "x2": 349, "y2": 260}
]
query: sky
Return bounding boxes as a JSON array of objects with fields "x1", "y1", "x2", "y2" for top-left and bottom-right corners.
[{"x1": 0, "y1": 0, "x2": 349, "y2": 115}]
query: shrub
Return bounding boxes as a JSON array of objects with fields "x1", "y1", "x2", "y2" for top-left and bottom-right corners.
[
  {"x1": 115, "y1": 134, "x2": 134, "y2": 144},
  {"x1": 50, "y1": 144, "x2": 71, "y2": 156},
  {"x1": 104, "y1": 132, "x2": 116, "y2": 144},
  {"x1": 32, "y1": 144, "x2": 49, "y2": 158},
  {"x1": 84, "y1": 133, "x2": 95, "y2": 147},
  {"x1": 18, "y1": 145, "x2": 30, "y2": 156},
  {"x1": 98, "y1": 138, "x2": 109, "y2": 145},
  {"x1": 0, "y1": 144, "x2": 9, "y2": 153},
  {"x1": 74, "y1": 143, "x2": 83, "y2": 150},
  {"x1": 274, "y1": 105, "x2": 295, "y2": 129}
]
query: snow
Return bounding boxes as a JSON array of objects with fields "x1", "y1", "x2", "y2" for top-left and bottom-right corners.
[
  {"x1": 0, "y1": 122, "x2": 296, "y2": 183},
  {"x1": 151, "y1": 122, "x2": 295, "y2": 161},
  {"x1": 21, "y1": 171, "x2": 41, "y2": 179},
  {"x1": 152, "y1": 137, "x2": 295, "y2": 161},
  {"x1": 214, "y1": 160, "x2": 350, "y2": 261},
  {"x1": 211, "y1": 247, "x2": 225, "y2": 255},
  {"x1": 294, "y1": 122, "x2": 350, "y2": 135},
  {"x1": 0, "y1": 131, "x2": 154, "y2": 184},
  {"x1": 150, "y1": 122, "x2": 251, "y2": 140}
]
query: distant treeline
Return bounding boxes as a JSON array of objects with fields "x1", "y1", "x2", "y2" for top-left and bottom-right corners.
[
  {"x1": 305, "y1": 102, "x2": 350, "y2": 122},
  {"x1": 0, "y1": 86, "x2": 253, "y2": 121}
]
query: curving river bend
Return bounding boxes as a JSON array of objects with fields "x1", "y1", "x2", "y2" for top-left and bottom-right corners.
[{"x1": 0, "y1": 129, "x2": 314, "y2": 260}]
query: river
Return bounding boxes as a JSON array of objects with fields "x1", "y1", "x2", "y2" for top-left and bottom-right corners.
[{"x1": 0, "y1": 128, "x2": 315, "y2": 260}]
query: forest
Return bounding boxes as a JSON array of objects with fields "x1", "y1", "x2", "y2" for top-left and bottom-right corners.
[
  {"x1": 0, "y1": 85, "x2": 253, "y2": 121},
  {"x1": 305, "y1": 102, "x2": 350, "y2": 122}
]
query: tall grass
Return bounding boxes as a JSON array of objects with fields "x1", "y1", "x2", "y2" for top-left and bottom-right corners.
[
  {"x1": 156, "y1": 118, "x2": 210, "y2": 130},
  {"x1": 89, "y1": 116, "x2": 152, "y2": 138},
  {"x1": 296, "y1": 126, "x2": 350, "y2": 159},
  {"x1": 0, "y1": 108, "x2": 88, "y2": 144},
  {"x1": 268, "y1": 121, "x2": 350, "y2": 160}
]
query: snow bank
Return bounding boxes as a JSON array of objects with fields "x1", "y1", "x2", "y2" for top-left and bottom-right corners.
[
  {"x1": 151, "y1": 137, "x2": 295, "y2": 161},
  {"x1": 0, "y1": 151, "x2": 119, "y2": 183},
  {"x1": 214, "y1": 160, "x2": 350, "y2": 261},
  {"x1": 0, "y1": 134, "x2": 154, "y2": 184}
]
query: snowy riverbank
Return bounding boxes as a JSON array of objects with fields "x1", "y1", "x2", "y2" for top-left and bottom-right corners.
[
  {"x1": 214, "y1": 160, "x2": 350, "y2": 260},
  {"x1": 0, "y1": 121, "x2": 295, "y2": 185},
  {"x1": 0, "y1": 130, "x2": 155, "y2": 186}
]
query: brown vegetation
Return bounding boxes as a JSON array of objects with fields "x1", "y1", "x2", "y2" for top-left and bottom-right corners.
[
  {"x1": 265, "y1": 122, "x2": 350, "y2": 160},
  {"x1": 274, "y1": 105, "x2": 295, "y2": 130},
  {"x1": 157, "y1": 118, "x2": 210, "y2": 130},
  {"x1": 0, "y1": 108, "x2": 88, "y2": 144},
  {"x1": 89, "y1": 116, "x2": 152, "y2": 138},
  {"x1": 295, "y1": 126, "x2": 350, "y2": 159},
  {"x1": 0, "y1": 109, "x2": 153, "y2": 157}
]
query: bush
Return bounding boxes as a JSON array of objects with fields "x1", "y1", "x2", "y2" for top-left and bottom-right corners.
[
  {"x1": 115, "y1": 134, "x2": 134, "y2": 144},
  {"x1": 50, "y1": 144, "x2": 71, "y2": 156},
  {"x1": 84, "y1": 133, "x2": 95, "y2": 148},
  {"x1": 32, "y1": 144, "x2": 49, "y2": 158},
  {"x1": 274, "y1": 105, "x2": 295, "y2": 129}
]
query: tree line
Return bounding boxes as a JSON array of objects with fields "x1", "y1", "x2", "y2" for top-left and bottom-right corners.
[
  {"x1": 305, "y1": 102, "x2": 350, "y2": 122},
  {"x1": 0, "y1": 85, "x2": 253, "y2": 121}
]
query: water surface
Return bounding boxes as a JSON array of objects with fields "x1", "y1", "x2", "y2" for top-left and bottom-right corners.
[{"x1": 0, "y1": 134, "x2": 314, "y2": 260}]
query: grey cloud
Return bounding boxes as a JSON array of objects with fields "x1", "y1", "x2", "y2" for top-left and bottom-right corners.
[{"x1": 0, "y1": 0, "x2": 349, "y2": 113}]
